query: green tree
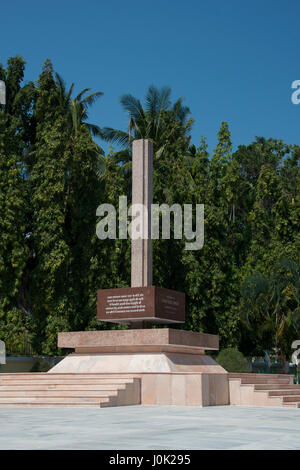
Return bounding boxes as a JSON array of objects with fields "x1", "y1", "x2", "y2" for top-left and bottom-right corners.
[
  {"x1": 28, "y1": 60, "x2": 106, "y2": 353},
  {"x1": 0, "y1": 56, "x2": 33, "y2": 352},
  {"x1": 241, "y1": 258, "x2": 300, "y2": 371}
]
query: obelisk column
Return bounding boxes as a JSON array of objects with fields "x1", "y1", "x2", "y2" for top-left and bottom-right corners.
[{"x1": 131, "y1": 139, "x2": 153, "y2": 287}]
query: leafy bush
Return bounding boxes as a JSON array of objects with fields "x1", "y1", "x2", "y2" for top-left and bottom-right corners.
[
  {"x1": 30, "y1": 359, "x2": 51, "y2": 372},
  {"x1": 216, "y1": 348, "x2": 250, "y2": 373}
]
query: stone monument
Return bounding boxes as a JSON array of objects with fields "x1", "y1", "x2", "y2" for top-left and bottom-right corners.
[
  {"x1": 97, "y1": 139, "x2": 185, "y2": 328},
  {"x1": 51, "y1": 139, "x2": 229, "y2": 406}
]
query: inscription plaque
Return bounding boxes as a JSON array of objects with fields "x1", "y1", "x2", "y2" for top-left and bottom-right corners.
[{"x1": 97, "y1": 286, "x2": 185, "y2": 324}]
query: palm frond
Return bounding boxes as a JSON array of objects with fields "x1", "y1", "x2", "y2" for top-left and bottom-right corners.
[
  {"x1": 120, "y1": 94, "x2": 145, "y2": 121},
  {"x1": 80, "y1": 91, "x2": 103, "y2": 109},
  {"x1": 95, "y1": 155, "x2": 106, "y2": 180},
  {"x1": 287, "y1": 307, "x2": 300, "y2": 328},
  {"x1": 54, "y1": 72, "x2": 66, "y2": 95},
  {"x1": 75, "y1": 88, "x2": 91, "y2": 102},
  {"x1": 70, "y1": 100, "x2": 82, "y2": 134},
  {"x1": 65, "y1": 83, "x2": 74, "y2": 103},
  {"x1": 100, "y1": 127, "x2": 131, "y2": 147},
  {"x1": 120, "y1": 161, "x2": 132, "y2": 179},
  {"x1": 173, "y1": 98, "x2": 191, "y2": 126},
  {"x1": 144, "y1": 85, "x2": 171, "y2": 117},
  {"x1": 158, "y1": 86, "x2": 172, "y2": 112},
  {"x1": 145, "y1": 85, "x2": 160, "y2": 118},
  {"x1": 112, "y1": 149, "x2": 132, "y2": 165},
  {"x1": 133, "y1": 117, "x2": 148, "y2": 139},
  {"x1": 260, "y1": 317, "x2": 276, "y2": 332},
  {"x1": 85, "y1": 123, "x2": 103, "y2": 139},
  {"x1": 241, "y1": 273, "x2": 270, "y2": 301}
]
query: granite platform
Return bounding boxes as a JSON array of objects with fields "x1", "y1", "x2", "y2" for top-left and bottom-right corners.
[
  {"x1": 50, "y1": 328, "x2": 229, "y2": 406},
  {"x1": 57, "y1": 328, "x2": 219, "y2": 353}
]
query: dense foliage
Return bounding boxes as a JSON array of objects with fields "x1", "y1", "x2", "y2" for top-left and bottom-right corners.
[
  {"x1": 0, "y1": 56, "x2": 299, "y2": 359},
  {"x1": 216, "y1": 348, "x2": 250, "y2": 373}
]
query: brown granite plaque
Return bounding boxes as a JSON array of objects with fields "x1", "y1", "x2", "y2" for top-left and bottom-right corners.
[{"x1": 97, "y1": 286, "x2": 185, "y2": 324}]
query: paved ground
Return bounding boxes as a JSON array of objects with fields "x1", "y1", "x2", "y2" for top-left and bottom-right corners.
[{"x1": 0, "y1": 405, "x2": 299, "y2": 450}]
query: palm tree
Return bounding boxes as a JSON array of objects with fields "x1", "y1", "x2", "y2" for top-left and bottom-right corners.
[
  {"x1": 54, "y1": 73, "x2": 103, "y2": 138},
  {"x1": 54, "y1": 73, "x2": 105, "y2": 178},
  {"x1": 100, "y1": 85, "x2": 193, "y2": 159},
  {"x1": 241, "y1": 258, "x2": 300, "y2": 372}
]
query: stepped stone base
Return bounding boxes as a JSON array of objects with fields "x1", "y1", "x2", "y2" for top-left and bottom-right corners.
[
  {"x1": 50, "y1": 328, "x2": 229, "y2": 406},
  {"x1": 49, "y1": 360, "x2": 228, "y2": 406}
]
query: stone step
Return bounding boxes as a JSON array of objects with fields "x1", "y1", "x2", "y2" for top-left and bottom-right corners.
[
  {"x1": 254, "y1": 384, "x2": 300, "y2": 390},
  {"x1": 282, "y1": 395, "x2": 300, "y2": 403},
  {"x1": 283, "y1": 402, "x2": 300, "y2": 408},
  {"x1": 228, "y1": 373, "x2": 294, "y2": 380},
  {"x1": 229, "y1": 375, "x2": 300, "y2": 408},
  {"x1": 0, "y1": 373, "x2": 133, "y2": 380},
  {"x1": 240, "y1": 388, "x2": 282, "y2": 406},
  {"x1": 0, "y1": 384, "x2": 127, "y2": 391},
  {"x1": 0, "y1": 396, "x2": 113, "y2": 404},
  {"x1": 0, "y1": 379, "x2": 135, "y2": 386},
  {"x1": 0, "y1": 403, "x2": 105, "y2": 408},
  {"x1": 0, "y1": 375, "x2": 141, "y2": 408},
  {"x1": 0, "y1": 390, "x2": 119, "y2": 397},
  {"x1": 268, "y1": 390, "x2": 300, "y2": 397},
  {"x1": 240, "y1": 378, "x2": 291, "y2": 384}
]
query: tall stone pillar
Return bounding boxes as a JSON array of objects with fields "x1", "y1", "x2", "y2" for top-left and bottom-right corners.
[
  {"x1": 97, "y1": 138, "x2": 185, "y2": 327},
  {"x1": 131, "y1": 139, "x2": 153, "y2": 287}
]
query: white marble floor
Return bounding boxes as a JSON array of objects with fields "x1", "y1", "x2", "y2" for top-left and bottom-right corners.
[{"x1": 0, "y1": 405, "x2": 299, "y2": 450}]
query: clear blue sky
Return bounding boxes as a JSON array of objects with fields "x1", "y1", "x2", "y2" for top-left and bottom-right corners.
[{"x1": 1, "y1": 0, "x2": 300, "y2": 154}]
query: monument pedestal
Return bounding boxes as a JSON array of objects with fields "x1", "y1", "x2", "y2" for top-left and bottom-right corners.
[{"x1": 50, "y1": 329, "x2": 229, "y2": 406}]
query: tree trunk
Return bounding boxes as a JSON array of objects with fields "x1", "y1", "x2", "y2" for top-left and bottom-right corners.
[{"x1": 280, "y1": 348, "x2": 287, "y2": 374}]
